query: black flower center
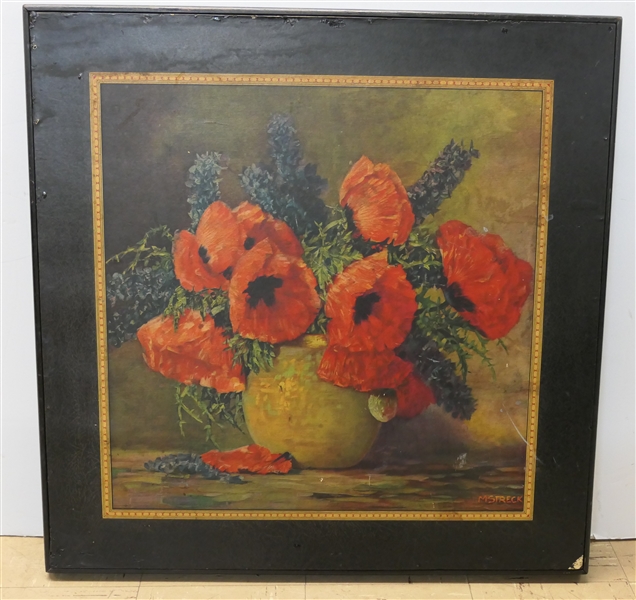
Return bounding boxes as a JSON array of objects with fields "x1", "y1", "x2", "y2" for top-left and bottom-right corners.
[
  {"x1": 245, "y1": 275, "x2": 283, "y2": 309},
  {"x1": 198, "y1": 245, "x2": 210, "y2": 264},
  {"x1": 444, "y1": 282, "x2": 476, "y2": 313},
  {"x1": 354, "y1": 292, "x2": 381, "y2": 324},
  {"x1": 222, "y1": 267, "x2": 233, "y2": 280},
  {"x1": 244, "y1": 237, "x2": 256, "y2": 250}
]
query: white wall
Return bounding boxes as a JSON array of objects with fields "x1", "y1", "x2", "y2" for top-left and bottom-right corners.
[{"x1": 1, "y1": 0, "x2": 634, "y2": 539}]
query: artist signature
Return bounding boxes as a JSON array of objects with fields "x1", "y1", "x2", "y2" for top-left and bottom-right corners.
[{"x1": 478, "y1": 495, "x2": 523, "y2": 504}]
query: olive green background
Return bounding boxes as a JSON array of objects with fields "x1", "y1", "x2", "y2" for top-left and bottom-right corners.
[{"x1": 102, "y1": 83, "x2": 543, "y2": 464}]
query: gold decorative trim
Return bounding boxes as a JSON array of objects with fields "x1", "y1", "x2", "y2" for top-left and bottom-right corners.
[
  {"x1": 90, "y1": 73, "x2": 553, "y2": 521},
  {"x1": 90, "y1": 74, "x2": 113, "y2": 520}
]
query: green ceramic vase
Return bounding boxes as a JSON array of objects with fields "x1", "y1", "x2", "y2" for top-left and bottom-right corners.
[{"x1": 242, "y1": 335, "x2": 381, "y2": 469}]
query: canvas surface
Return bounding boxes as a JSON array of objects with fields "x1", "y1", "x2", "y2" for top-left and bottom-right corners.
[{"x1": 95, "y1": 74, "x2": 552, "y2": 520}]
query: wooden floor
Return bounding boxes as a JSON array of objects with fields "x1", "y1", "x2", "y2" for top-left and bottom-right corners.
[{"x1": 1, "y1": 537, "x2": 633, "y2": 599}]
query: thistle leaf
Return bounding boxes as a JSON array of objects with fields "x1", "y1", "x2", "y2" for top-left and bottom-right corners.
[
  {"x1": 301, "y1": 207, "x2": 363, "y2": 291},
  {"x1": 163, "y1": 286, "x2": 230, "y2": 330},
  {"x1": 227, "y1": 335, "x2": 276, "y2": 375},
  {"x1": 186, "y1": 152, "x2": 227, "y2": 228},
  {"x1": 173, "y1": 383, "x2": 247, "y2": 441},
  {"x1": 399, "y1": 335, "x2": 477, "y2": 420},
  {"x1": 387, "y1": 224, "x2": 445, "y2": 289},
  {"x1": 106, "y1": 226, "x2": 177, "y2": 347},
  {"x1": 241, "y1": 114, "x2": 328, "y2": 235},
  {"x1": 412, "y1": 292, "x2": 495, "y2": 381},
  {"x1": 408, "y1": 140, "x2": 480, "y2": 222}
]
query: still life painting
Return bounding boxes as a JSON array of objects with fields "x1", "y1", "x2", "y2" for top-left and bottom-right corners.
[{"x1": 92, "y1": 74, "x2": 552, "y2": 520}]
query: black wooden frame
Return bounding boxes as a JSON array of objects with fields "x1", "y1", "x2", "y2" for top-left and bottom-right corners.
[{"x1": 25, "y1": 6, "x2": 621, "y2": 574}]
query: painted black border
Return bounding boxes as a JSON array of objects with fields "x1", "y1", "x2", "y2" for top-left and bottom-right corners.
[
  {"x1": 24, "y1": 4, "x2": 621, "y2": 22},
  {"x1": 23, "y1": 6, "x2": 51, "y2": 573},
  {"x1": 581, "y1": 13, "x2": 623, "y2": 571},
  {"x1": 24, "y1": 6, "x2": 622, "y2": 574}
]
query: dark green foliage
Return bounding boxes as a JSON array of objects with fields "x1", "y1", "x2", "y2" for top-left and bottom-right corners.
[
  {"x1": 106, "y1": 227, "x2": 177, "y2": 347},
  {"x1": 414, "y1": 294, "x2": 494, "y2": 381},
  {"x1": 163, "y1": 286, "x2": 231, "y2": 330},
  {"x1": 388, "y1": 225, "x2": 445, "y2": 289},
  {"x1": 164, "y1": 296, "x2": 275, "y2": 440},
  {"x1": 301, "y1": 207, "x2": 363, "y2": 291},
  {"x1": 306, "y1": 302, "x2": 330, "y2": 335},
  {"x1": 167, "y1": 327, "x2": 275, "y2": 442},
  {"x1": 408, "y1": 140, "x2": 480, "y2": 222},
  {"x1": 106, "y1": 267, "x2": 177, "y2": 347},
  {"x1": 241, "y1": 114, "x2": 328, "y2": 235},
  {"x1": 144, "y1": 453, "x2": 244, "y2": 483},
  {"x1": 174, "y1": 384, "x2": 246, "y2": 444},
  {"x1": 186, "y1": 152, "x2": 227, "y2": 228},
  {"x1": 107, "y1": 225, "x2": 173, "y2": 272},
  {"x1": 227, "y1": 335, "x2": 276, "y2": 375},
  {"x1": 399, "y1": 335, "x2": 477, "y2": 420},
  {"x1": 301, "y1": 207, "x2": 365, "y2": 335}
]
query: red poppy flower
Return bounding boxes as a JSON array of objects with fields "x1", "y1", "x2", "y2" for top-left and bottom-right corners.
[
  {"x1": 173, "y1": 202, "x2": 303, "y2": 293},
  {"x1": 173, "y1": 202, "x2": 246, "y2": 292},
  {"x1": 234, "y1": 202, "x2": 303, "y2": 257},
  {"x1": 340, "y1": 156, "x2": 415, "y2": 245},
  {"x1": 201, "y1": 444, "x2": 292, "y2": 474},
  {"x1": 137, "y1": 309, "x2": 245, "y2": 392},
  {"x1": 229, "y1": 239, "x2": 321, "y2": 344},
  {"x1": 325, "y1": 251, "x2": 417, "y2": 352},
  {"x1": 437, "y1": 220, "x2": 534, "y2": 339},
  {"x1": 395, "y1": 374, "x2": 436, "y2": 418},
  {"x1": 317, "y1": 344, "x2": 413, "y2": 392}
]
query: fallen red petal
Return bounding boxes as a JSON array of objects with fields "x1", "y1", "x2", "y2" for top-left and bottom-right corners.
[{"x1": 200, "y1": 444, "x2": 293, "y2": 474}]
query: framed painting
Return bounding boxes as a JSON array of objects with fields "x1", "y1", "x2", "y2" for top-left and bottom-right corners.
[{"x1": 25, "y1": 7, "x2": 621, "y2": 573}]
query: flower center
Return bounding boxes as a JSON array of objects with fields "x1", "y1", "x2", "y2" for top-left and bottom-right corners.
[
  {"x1": 244, "y1": 237, "x2": 256, "y2": 250},
  {"x1": 353, "y1": 292, "x2": 381, "y2": 324},
  {"x1": 222, "y1": 267, "x2": 233, "y2": 280},
  {"x1": 198, "y1": 245, "x2": 210, "y2": 264},
  {"x1": 245, "y1": 275, "x2": 284, "y2": 308},
  {"x1": 444, "y1": 282, "x2": 476, "y2": 313}
]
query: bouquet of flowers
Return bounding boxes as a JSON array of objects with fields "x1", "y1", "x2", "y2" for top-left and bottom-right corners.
[{"x1": 107, "y1": 114, "x2": 533, "y2": 448}]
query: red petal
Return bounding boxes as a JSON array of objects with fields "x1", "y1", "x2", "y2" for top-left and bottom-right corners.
[
  {"x1": 325, "y1": 251, "x2": 416, "y2": 352},
  {"x1": 340, "y1": 157, "x2": 414, "y2": 245},
  {"x1": 339, "y1": 155, "x2": 375, "y2": 204},
  {"x1": 229, "y1": 240, "x2": 320, "y2": 343},
  {"x1": 318, "y1": 345, "x2": 412, "y2": 392},
  {"x1": 396, "y1": 374, "x2": 436, "y2": 418},
  {"x1": 137, "y1": 311, "x2": 245, "y2": 392},
  {"x1": 234, "y1": 202, "x2": 303, "y2": 257},
  {"x1": 234, "y1": 202, "x2": 267, "y2": 229},
  {"x1": 200, "y1": 444, "x2": 292, "y2": 474},
  {"x1": 195, "y1": 202, "x2": 246, "y2": 274},
  {"x1": 437, "y1": 220, "x2": 534, "y2": 339},
  {"x1": 173, "y1": 230, "x2": 228, "y2": 292}
]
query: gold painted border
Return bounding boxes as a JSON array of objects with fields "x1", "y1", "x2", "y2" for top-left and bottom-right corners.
[{"x1": 91, "y1": 73, "x2": 553, "y2": 521}]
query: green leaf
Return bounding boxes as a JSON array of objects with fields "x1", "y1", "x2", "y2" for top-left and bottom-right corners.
[
  {"x1": 227, "y1": 335, "x2": 276, "y2": 375},
  {"x1": 106, "y1": 227, "x2": 177, "y2": 347},
  {"x1": 301, "y1": 206, "x2": 363, "y2": 291},
  {"x1": 163, "y1": 286, "x2": 230, "y2": 330},
  {"x1": 412, "y1": 290, "x2": 494, "y2": 381},
  {"x1": 174, "y1": 384, "x2": 246, "y2": 441},
  {"x1": 106, "y1": 226, "x2": 173, "y2": 273},
  {"x1": 387, "y1": 224, "x2": 445, "y2": 289}
]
